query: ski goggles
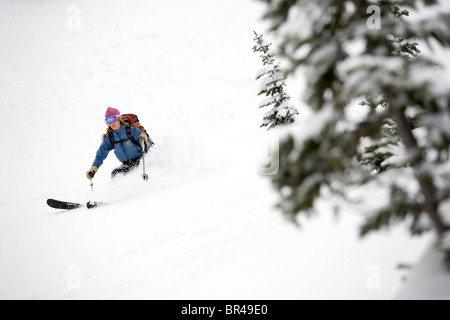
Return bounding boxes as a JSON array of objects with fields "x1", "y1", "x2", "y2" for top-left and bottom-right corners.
[{"x1": 105, "y1": 115, "x2": 121, "y2": 125}]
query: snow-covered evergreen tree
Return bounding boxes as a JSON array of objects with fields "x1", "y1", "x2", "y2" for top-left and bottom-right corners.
[
  {"x1": 259, "y1": 0, "x2": 450, "y2": 266},
  {"x1": 253, "y1": 31, "x2": 298, "y2": 129}
]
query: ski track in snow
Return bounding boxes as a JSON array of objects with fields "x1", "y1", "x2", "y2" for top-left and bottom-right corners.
[{"x1": 0, "y1": 0, "x2": 439, "y2": 299}]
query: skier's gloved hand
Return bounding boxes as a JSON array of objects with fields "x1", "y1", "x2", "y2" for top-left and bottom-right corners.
[
  {"x1": 86, "y1": 166, "x2": 98, "y2": 180},
  {"x1": 139, "y1": 133, "x2": 149, "y2": 151}
]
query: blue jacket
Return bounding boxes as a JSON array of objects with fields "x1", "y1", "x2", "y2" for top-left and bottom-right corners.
[{"x1": 92, "y1": 125, "x2": 150, "y2": 169}]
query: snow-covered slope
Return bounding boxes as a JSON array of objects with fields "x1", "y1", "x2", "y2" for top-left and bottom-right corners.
[{"x1": 0, "y1": 0, "x2": 447, "y2": 300}]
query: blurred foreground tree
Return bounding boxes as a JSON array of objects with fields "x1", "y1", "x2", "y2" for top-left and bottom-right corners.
[
  {"x1": 253, "y1": 31, "x2": 299, "y2": 129},
  {"x1": 259, "y1": 0, "x2": 450, "y2": 266}
]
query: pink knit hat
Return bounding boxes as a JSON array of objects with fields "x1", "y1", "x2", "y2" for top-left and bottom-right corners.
[{"x1": 105, "y1": 107, "x2": 120, "y2": 119}]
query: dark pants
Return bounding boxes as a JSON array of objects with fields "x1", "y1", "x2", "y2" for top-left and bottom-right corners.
[{"x1": 111, "y1": 156, "x2": 142, "y2": 179}]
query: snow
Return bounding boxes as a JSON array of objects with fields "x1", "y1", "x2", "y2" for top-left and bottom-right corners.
[
  {"x1": 277, "y1": 1, "x2": 323, "y2": 42},
  {"x1": 0, "y1": 0, "x2": 449, "y2": 300}
]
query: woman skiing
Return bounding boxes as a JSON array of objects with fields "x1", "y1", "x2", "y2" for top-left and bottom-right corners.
[{"x1": 86, "y1": 107, "x2": 150, "y2": 180}]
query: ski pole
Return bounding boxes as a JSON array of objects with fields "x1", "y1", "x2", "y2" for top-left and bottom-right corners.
[
  {"x1": 90, "y1": 180, "x2": 94, "y2": 192},
  {"x1": 141, "y1": 138, "x2": 149, "y2": 181},
  {"x1": 142, "y1": 155, "x2": 148, "y2": 181}
]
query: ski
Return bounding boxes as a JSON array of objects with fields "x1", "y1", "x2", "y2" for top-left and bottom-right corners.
[
  {"x1": 47, "y1": 198, "x2": 104, "y2": 210},
  {"x1": 47, "y1": 198, "x2": 82, "y2": 210},
  {"x1": 86, "y1": 201, "x2": 104, "y2": 209}
]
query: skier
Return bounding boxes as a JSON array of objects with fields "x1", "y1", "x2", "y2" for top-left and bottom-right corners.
[{"x1": 86, "y1": 107, "x2": 150, "y2": 180}]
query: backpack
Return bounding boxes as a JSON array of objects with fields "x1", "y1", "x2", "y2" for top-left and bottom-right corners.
[{"x1": 108, "y1": 113, "x2": 155, "y2": 151}]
